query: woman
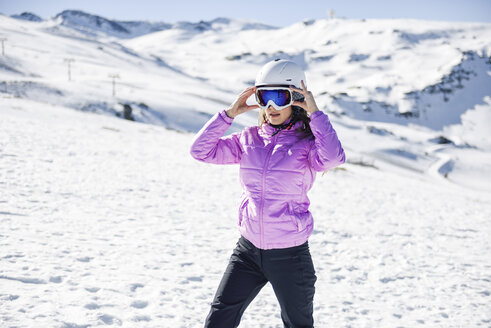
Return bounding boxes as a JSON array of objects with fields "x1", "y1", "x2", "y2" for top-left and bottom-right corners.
[{"x1": 190, "y1": 59, "x2": 345, "y2": 327}]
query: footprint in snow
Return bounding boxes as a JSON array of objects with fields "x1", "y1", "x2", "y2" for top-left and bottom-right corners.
[
  {"x1": 132, "y1": 315, "x2": 151, "y2": 322},
  {"x1": 187, "y1": 276, "x2": 203, "y2": 282},
  {"x1": 50, "y1": 276, "x2": 62, "y2": 283},
  {"x1": 131, "y1": 300, "x2": 148, "y2": 309},
  {"x1": 61, "y1": 323, "x2": 90, "y2": 328},
  {"x1": 98, "y1": 314, "x2": 122, "y2": 325},
  {"x1": 85, "y1": 287, "x2": 100, "y2": 293},
  {"x1": 84, "y1": 303, "x2": 100, "y2": 310},
  {"x1": 0, "y1": 294, "x2": 19, "y2": 301}
]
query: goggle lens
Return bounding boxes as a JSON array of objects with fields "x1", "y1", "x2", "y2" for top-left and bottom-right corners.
[{"x1": 256, "y1": 89, "x2": 292, "y2": 107}]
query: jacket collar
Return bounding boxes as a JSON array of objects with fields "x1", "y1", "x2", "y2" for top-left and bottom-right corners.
[{"x1": 259, "y1": 120, "x2": 303, "y2": 138}]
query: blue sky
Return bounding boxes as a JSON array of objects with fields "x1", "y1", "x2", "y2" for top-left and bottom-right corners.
[{"x1": 1, "y1": 0, "x2": 490, "y2": 26}]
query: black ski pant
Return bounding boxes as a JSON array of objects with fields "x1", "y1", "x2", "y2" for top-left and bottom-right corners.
[{"x1": 204, "y1": 236, "x2": 317, "y2": 328}]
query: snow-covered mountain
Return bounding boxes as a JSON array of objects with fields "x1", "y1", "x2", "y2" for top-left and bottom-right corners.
[
  {"x1": 14, "y1": 10, "x2": 274, "y2": 39},
  {"x1": 1, "y1": 10, "x2": 491, "y2": 191},
  {"x1": 52, "y1": 10, "x2": 173, "y2": 38},
  {"x1": 10, "y1": 12, "x2": 43, "y2": 22},
  {"x1": 127, "y1": 17, "x2": 491, "y2": 130}
]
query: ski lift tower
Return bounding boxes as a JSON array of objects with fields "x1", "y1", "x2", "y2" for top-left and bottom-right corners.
[
  {"x1": 64, "y1": 58, "x2": 75, "y2": 81},
  {"x1": 0, "y1": 37, "x2": 7, "y2": 56},
  {"x1": 108, "y1": 73, "x2": 120, "y2": 97}
]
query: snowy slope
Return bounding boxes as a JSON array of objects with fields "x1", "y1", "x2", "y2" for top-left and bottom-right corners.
[
  {"x1": 0, "y1": 13, "x2": 244, "y2": 133},
  {"x1": 1, "y1": 94, "x2": 490, "y2": 328}
]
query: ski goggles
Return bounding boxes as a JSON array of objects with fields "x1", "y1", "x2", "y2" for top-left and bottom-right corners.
[{"x1": 255, "y1": 87, "x2": 293, "y2": 111}]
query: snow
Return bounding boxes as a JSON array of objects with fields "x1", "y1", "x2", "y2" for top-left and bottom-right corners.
[
  {"x1": 1, "y1": 10, "x2": 491, "y2": 327},
  {"x1": 1, "y1": 96, "x2": 490, "y2": 327}
]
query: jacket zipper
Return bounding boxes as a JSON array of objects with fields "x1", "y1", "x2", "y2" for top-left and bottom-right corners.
[{"x1": 259, "y1": 134, "x2": 277, "y2": 248}]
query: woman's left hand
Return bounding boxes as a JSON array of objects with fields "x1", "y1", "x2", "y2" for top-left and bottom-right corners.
[{"x1": 290, "y1": 80, "x2": 319, "y2": 114}]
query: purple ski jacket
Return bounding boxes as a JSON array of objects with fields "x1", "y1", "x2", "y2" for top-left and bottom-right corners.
[{"x1": 190, "y1": 110, "x2": 345, "y2": 250}]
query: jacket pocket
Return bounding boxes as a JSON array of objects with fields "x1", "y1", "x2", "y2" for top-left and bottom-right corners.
[{"x1": 288, "y1": 202, "x2": 304, "y2": 232}]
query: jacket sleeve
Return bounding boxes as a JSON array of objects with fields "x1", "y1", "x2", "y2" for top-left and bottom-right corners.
[
  {"x1": 308, "y1": 111, "x2": 346, "y2": 171},
  {"x1": 190, "y1": 110, "x2": 243, "y2": 164}
]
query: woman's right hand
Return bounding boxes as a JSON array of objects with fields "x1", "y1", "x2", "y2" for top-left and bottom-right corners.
[{"x1": 225, "y1": 87, "x2": 259, "y2": 119}]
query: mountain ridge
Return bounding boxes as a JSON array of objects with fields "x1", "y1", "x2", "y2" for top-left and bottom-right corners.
[{"x1": 7, "y1": 9, "x2": 275, "y2": 38}]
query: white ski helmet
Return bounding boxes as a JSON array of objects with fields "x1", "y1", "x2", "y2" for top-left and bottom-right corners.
[{"x1": 255, "y1": 59, "x2": 306, "y2": 88}]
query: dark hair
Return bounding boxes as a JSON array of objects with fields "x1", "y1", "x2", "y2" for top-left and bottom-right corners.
[{"x1": 293, "y1": 106, "x2": 313, "y2": 136}]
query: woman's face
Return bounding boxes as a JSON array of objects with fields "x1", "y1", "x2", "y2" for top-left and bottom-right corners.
[{"x1": 265, "y1": 105, "x2": 292, "y2": 125}]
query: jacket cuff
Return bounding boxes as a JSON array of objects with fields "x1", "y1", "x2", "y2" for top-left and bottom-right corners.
[{"x1": 219, "y1": 110, "x2": 234, "y2": 124}]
